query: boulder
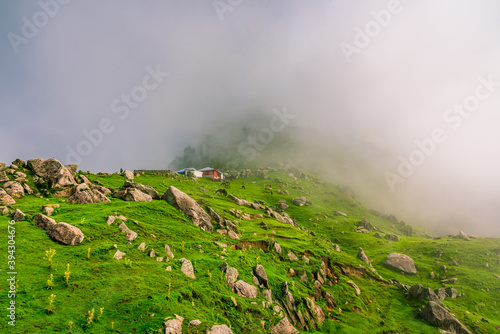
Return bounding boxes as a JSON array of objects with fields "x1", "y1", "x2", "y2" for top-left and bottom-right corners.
[
  {"x1": 234, "y1": 280, "x2": 257, "y2": 299},
  {"x1": 357, "y1": 247, "x2": 371, "y2": 266},
  {"x1": 410, "y1": 284, "x2": 441, "y2": 303},
  {"x1": 29, "y1": 158, "x2": 77, "y2": 189},
  {"x1": 22, "y1": 183, "x2": 33, "y2": 195},
  {"x1": 64, "y1": 164, "x2": 78, "y2": 177},
  {"x1": 0, "y1": 188, "x2": 16, "y2": 205},
  {"x1": 120, "y1": 181, "x2": 160, "y2": 199},
  {"x1": 165, "y1": 244, "x2": 174, "y2": 259},
  {"x1": 253, "y1": 265, "x2": 269, "y2": 288},
  {"x1": 189, "y1": 320, "x2": 202, "y2": 327},
  {"x1": 346, "y1": 281, "x2": 361, "y2": 296},
  {"x1": 3, "y1": 181, "x2": 24, "y2": 199},
  {"x1": 47, "y1": 222, "x2": 84, "y2": 245},
  {"x1": 164, "y1": 315, "x2": 183, "y2": 334},
  {"x1": 356, "y1": 218, "x2": 377, "y2": 232},
  {"x1": 225, "y1": 267, "x2": 239, "y2": 291},
  {"x1": 272, "y1": 317, "x2": 299, "y2": 334},
  {"x1": 180, "y1": 258, "x2": 196, "y2": 279},
  {"x1": 206, "y1": 324, "x2": 233, "y2": 334},
  {"x1": 12, "y1": 209, "x2": 25, "y2": 222},
  {"x1": 305, "y1": 297, "x2": 325, "y2": 325},
  {"x1": 33, "y1": 213, "x2": 57, "y2": 230},
  {"x1": 113, "y1": 188, "x2": 152, "y2": 202},
  {"x1": 445, "y1": 287, "x2": 458, "y2": 299},
  {"x1": 458, "y1": 230, "x2": 470, "y2": 241},
  {"x1": 119, "y1": 222, "x2": 137, "y2": 241},
  {"x1": 207, "y1": 206, "x2": 224, "y2": 225},
  {"x1": 440, "y1": 278, "x2": 458, "y2": 285},
  {"x1": 434, "y1": 288, "x2": 446, "y2": 301},
  {"x1": 0, "y1": 161, "x2": 5, "y2": 170},
  {"x1": 163, "y1": 186, "x2": 213, "y2": 232},
  {"x1": 0, "y1": 171, "x2": 9, "y2": 182},
  {"x1": 67, "y1": 186, "x2": 111, "y2": 204},
  {"x1": 385, "y1": 233, "x2": 400, "y2": 242},
  {"x1": 385, "y1": 253, "x2": 417, "y2": 274},
  {"x1": 292, "y1": 196, "x2": 307, "y2": 207},
  {"x1": 288, "y1": 250, "x2": 298, "y2": 261},
  {"x1": 113, "y1": 250, "x2": 126, "y2": 260},
  {"x1": 420, "y1": 301, "x2": 472, "y2": 334},
  {"x1": 11, "y1": 159, "x2": 25, "y2": 167},
  {"x1": 123, "y1": 170, "x2": 134, "y2": 180}
]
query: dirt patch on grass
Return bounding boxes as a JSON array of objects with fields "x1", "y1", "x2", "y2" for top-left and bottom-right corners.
[{"x1": 231, "y1": 241, "x2": 268, "y2": 250}]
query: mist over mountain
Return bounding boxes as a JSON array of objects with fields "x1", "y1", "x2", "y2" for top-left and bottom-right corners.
[{"x1": 1, "y1": 1, "x2": 500, "y2": 236}]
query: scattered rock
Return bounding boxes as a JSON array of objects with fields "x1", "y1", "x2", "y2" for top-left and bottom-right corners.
[
  {"x1": 385, "y1": 253, "x2": 417, "y2": 274},
  {"x1": 292, "y1": 196, "x2": 307, "y2": 207},
  {"x1": 165, "y1": 244, "x2": 174, "y2": 259},
  {"x1": 0, "y1": 171, "x2": 9, "y2": 182},
  {"x1": 33, "y1": 213, "x2": 57, "y2": 230},
  {"x1": 440, "y1": 278, "x2": 458, "y2": 285},
  {"x1": 385, "y1": 233, "x2": 400, "y2": 242},
  {"x1": 106, "y1": 216, "x2": 116, "y2": 225},
  {"x1": 113, "y1": 250, "x2": 126, "y2": 260},
  {"x1": 113, "y1": 187, "x2": 152, "y2": 202},
  {"x1": 445, "y1": 287, "x2": 458, "y2": 299},
  {"x1": 0, "y1": 188, "x2": 16, "y2": 205},
  {"x1": 288, "y1": 250, "x2": 298, "y2": 261},
  {"x1": 28, "y1": 158, "x2": 77, "y2": 189},
  {"x1": 346, "y1": 281, "x2": 361, "y2": 296},
  {"x1": 119, "y1": 222, "x2": 138, "y2": 241},
  {"x1": 180, "y1": 258, "x2": 196, "y2": 279},
  {"x1": 120, "y1": 181, "x2": 159, "y2": 199},
  {"x1": 271, "y1": 317, "x2": 299, "y2": 334},
  {"x1": 12, "y1": 209, "x2": 25, "y2": 222},
  {"x1": 410, "y1": 284, "x2": 442, "y2": 303},
  {"x1": 234, "y1": 280, "x2": 257, "y2": 299},
  {"x1": 206, "y1": 324, "x2": 234, "y2": 334},
  {"x1": 226, "y1": 267, "x2": 239, "y2": 291},
  {"x1": 67, "y1": 185, "x2": 111, "y2": 204},
  {"x1": 420, "y1": 301, "x2": 472, "y2": 334},
  {"x1": 3, "y1": 181, "x2": 24, "y2": 199},
  {"x1": 164, "y1": 315, "x2": 183, "y2": 334},
  {"x1": 458, "y1": 231, "x2": 470, "y2": 241},
  {"x1": 148, "y1": 249, "x2": 156, "y2": 258},
  {"x1": 137, "y1": 242, "x2": 146, "y2": 252},
  {"x1": 357, "y1": 247, "x2": 371, "y2": 266},
  {"x1": 43, "y1": 205, "x2": 55, "y2": 216},
  {"x1": 334, "y1": 211, "x2": 348, "y2": 217},
  {"x1": 253, "y1": 265, "x2": 269, "y2": 288},
  {"x1": 163, "y1": 186, "x2": 213, "y2": 232},
  {"x1": 122, "y1": 170, "x2": 134, "y2": 180},
  {"x1": 47, "y1": 222, "x2": 85, "y2": 245},
  {"x1": 189, "y1": 320, "x2": 202, "y2": 327}
]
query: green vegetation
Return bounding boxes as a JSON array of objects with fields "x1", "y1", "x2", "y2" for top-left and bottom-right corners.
[{"x1": 0, "y1": 167, "x2": 499, "y2": 333}]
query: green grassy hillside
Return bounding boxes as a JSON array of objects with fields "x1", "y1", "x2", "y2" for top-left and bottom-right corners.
[{"x1": 1, "y1": 166, "x2": 499, "y2": 333}]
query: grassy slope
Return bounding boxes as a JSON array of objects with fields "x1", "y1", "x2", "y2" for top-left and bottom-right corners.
[{"x1": 0, "y1": 168, "x2": 499, "y2": 333}]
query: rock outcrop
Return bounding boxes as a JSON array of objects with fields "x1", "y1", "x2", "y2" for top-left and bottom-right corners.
[
  {"x1": 385, "y1": 253, "x2": 417, "y2": 274},
  {"x1": 27, "y1": 158, "x2": 77, "y2": 189},
  {"x1": 163, "y1": 186, "x2": 213, "y2": 232},
  {"x1": 420, "y1": 301, "x2": 471, "y2": 334}
]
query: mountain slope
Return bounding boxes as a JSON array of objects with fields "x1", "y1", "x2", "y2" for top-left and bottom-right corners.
[{"x1": 0, "y1": 164, "x2": 499, "y2": 333}]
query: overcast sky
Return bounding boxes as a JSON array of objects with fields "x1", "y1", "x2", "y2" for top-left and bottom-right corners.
[{"x1": 1, "y1": 1, "x2": 500, "y2": 236}]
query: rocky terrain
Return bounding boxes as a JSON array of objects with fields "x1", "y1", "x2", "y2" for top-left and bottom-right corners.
[{"x1": 0, "y1": 158, "x2": 499, "y2": 333}]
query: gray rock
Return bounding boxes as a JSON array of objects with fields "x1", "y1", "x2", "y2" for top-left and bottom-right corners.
[
  {"x1": 458, "y1": 230, "x2": 470, "y2": 241},
  {"x1": 33, "y1": 213, "x2": 57, "y2": 230},
  {"x1": 206, "y1": 324, "x2": 234, "y2": 334},
  {"x1": 288, "y1": 250, "x2": 298, "y2": 261},
  {"x1": 163, "y1": 186, "x2": 213, "y2": 232},
  {"x1": 3, "y1": 181, "x2": 24, "y2": 199},
  {"x1": 123, "y1": 170, "x2": 134, "y2": 180},
  {"x1": 346, "y1": 281, "x2": 361, "y2": 296},
  {"x1": 113, "y1": 188, "x2": 152, "y2": 202},
  {"x1": 445, "y1": 287, "x2": 458, "y2": 299},
  {"x1": 207, "y1": 206, "x2": 224, "y2": 225},
  {"x1": 67, "y1": 187, "x2": 111, "y2": 204},
  {"x1": 106, "y1": 216, "x2": 116, "y2": 225},
  {"x1": 420, "y1": 301, "x2": 472, "y2": 334},
  {"x1": 0, "y1": 161, "x2": 5, "y2": 170},
  {"x1": 234, "y1": 280, "x2": 257, "y2": 299},
  {"x1": 0, "y1": 171, "x2": 9, "y2": 182},
  {"x1": 225, "y1": 267, "x2": 239, "y2": 291},
  {"x1": 29, "y1": 158, "x2": 77, "y2": 189},
  {"x1": 305, "y1": 297, "x2": 325, "y2": 325},
  {"x1": 434, "y1": 288, "x2": 446, "y2": 301},
  {"x1": 253, "y1": 265, "x2": 269, "y2": 288},
  {"x1": 273, "y1": 242, "x2": 282, "y2": 254},
  {"x1": 120, "y1": 181, "x2": 159, "y2": 199},
  {"x1": 292, "y1": 196, "x2": 307, "y2": 207},
  {"x1": 385, "y1": 253, "x2": 417, "y2": 274},
  {"x1": 385, "y1": 233, "x2": 400, "y2": 242},
  {"x1": 148, "y1": 249, "x2": 156, "y2": 258},
  {"x1": 165, "y1": 244, "x2": 174, "y2": 259},
  {"x1": 357, "y1": 247, "x2": 371, "y2": 266},
  {"x1": 272, "y1": 317, "x2": 299, "y2": 334},
  {"x1": 64, "y1": 164, "x2": 78, "y2": 177},
  {"x1": 180, "y1": 258, "x2": 196, "y2": 279},
  {"x1": 12, "y1": 209, "x2": 25, "y2": 222},
  {"x1": 113, "y1": 250, "x2": 126, "y2": 260},
  {"x1": 119, "y1": 222, "x2": 137, "y2": 241},
  {"x1": 22, "y1": 183, "x2": 33, "y2": 195},
  {"x1": 410, "y1": 284, "x2": 441, "y2": 303},
  {"x1": 137, "y1": 242, "x2": 146, "y2": 251},
  {"x1": 189, "y1": 319, "x2": 202, "y2": 327},
  {"x1": 47, "y1": 222, "x2": 85, "y2": 245},
  {"x1": 441, "y1": 278, "x2": 458, "y2": 284}
]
